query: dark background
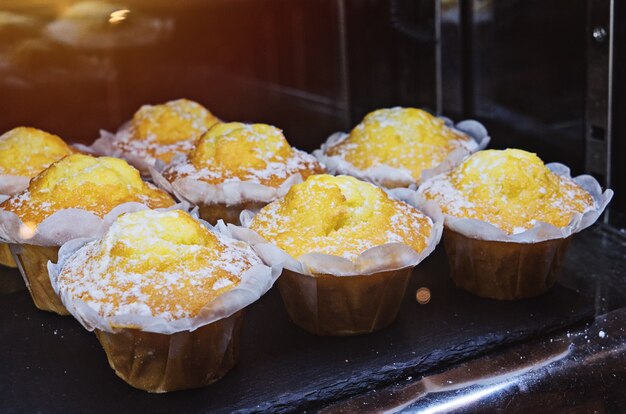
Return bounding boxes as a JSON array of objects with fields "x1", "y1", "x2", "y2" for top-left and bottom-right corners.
[{"x1": 0, "y1": 0, "x2": 622, "y2": 227}]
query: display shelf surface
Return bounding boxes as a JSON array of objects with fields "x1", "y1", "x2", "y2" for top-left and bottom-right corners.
[{"x1": 2, "y1": 225, "x2": 624, "y2": 413}]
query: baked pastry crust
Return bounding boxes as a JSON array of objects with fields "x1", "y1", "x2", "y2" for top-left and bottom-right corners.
[
  {"x1": 0, "y1": 127, "x2": 74, "y2": 178},
  {"x1": 155, "y1": 122, "x2": 324, "y2": 224},
  {"x1": 55, "y1": 210, "x2": 260, "y2": 321},
  {"x1": 419, "y1": 149, "x2": 594, "y2": 234},
  {"x1": 91, "y1": 99, "x2": 219, "y2": 173},
  {"x1": 162, "y1": 122, "x2": 324, "y2": 188},
  {"x1": 1, "y1": 154, "x2": 173, "y2": 225},
  {"x1": 0, "y1": 127, "x2": 75, "y2": 195},
  {"x1": 250, "y1": 174, "x2": 432, "y2": 261},
  {"x1": 315, "y1": 108, "x2": 489, "y2": 188}
]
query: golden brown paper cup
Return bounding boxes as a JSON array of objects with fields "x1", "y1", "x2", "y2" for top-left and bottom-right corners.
[
  {"x1": 10, "y1": 244, "x2": 69, "y2": 315},
  {"x1": 443, "y1": 229, "x2": 572, "y2": 300},
  {"x1": 199, "y1": 201, "x2": 268, "y2": 225},
  {"x1": 95, "y1": 310, "x2": 244, "y2": 393},
  {"x1": 277, "y1": 267, "x2": 412, "y2": 336},
  {"x1": 0, "y1": 243, "x2": 16, "y2": 267}
]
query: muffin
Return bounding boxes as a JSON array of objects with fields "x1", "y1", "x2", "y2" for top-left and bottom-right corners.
[
  {"x1": 417, "y1": 149, "x2": 613, "y2": 300},
  {"x1": 49, "y1": 209, "x2": 277, "y2": 392},
  {"x1": 314, "y1": 107, "x2": 490, "y2": 189},
  {"x1": 152, "y1": 122, "x2": 325, "y2": 225},
  {"x1": 232, "y1": 174, "x2": 442, "y2": 336},
  {"x1": 0, "y1": 154, "x2": 174, "y2": 314},
  {"x1": 0, "y1": 127, "x2": 76, "y2": 267},
  {"x1": 88, "y1": 99, "x2": 220, "y2": 174}
]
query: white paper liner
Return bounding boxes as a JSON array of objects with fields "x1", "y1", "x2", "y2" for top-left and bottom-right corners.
[
  {"x1": 222, "y1": 195, "x2": 444, "y2": 277},
  {"x1": 78, "y1": 124, "x2": 157, "y2": 175},
  {"x1": 150, "y1": 159, "x2": 305, "y2": 206},
  {"x1": 0, "y1": 201, "x2": 189, "y2": 247},
  {"x1": 0, "y1": 175, "x2": 30, "y2": 195},
  {"x1": 313, "y1": 118, "x2": 490, "y2": 188},
  {"x1": 48, "y1": 221, "x2": 281, "y2": 334},
  {"x1": 414, "y1": 163, "x2": 613, "y2": 243}
]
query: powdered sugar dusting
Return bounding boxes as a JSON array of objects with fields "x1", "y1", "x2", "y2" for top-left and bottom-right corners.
[
  {"x1": 165, "y1": 148, "x2": 321, "y2": 187},
  {"x1": 102, "y1": 99, "x2": 220, "y2": 168},
  {"x1": 55, "y1": 210, "x2": 261, "y2": 321},
  {"x1": 324, "y1": 107, "x2": 474, "y2": 184},
  {"x1": 0, "y1": 162, "x2": 173, "y2": 225},
  {"x1": 418, "y1": 151, "x2": 596, "y2": 234},
  {"x1": 251, "y1": 175, "x2": 433, "y2": 261}
]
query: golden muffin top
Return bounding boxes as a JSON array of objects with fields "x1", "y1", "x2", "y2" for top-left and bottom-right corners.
[
  {"x1": 0, "y1": 127, "x2": 75, "y2": 178},
  {"x1": 1, "y1": 154, "x2": 174, "y2": 224},
  {"x1": 326, "y1": 107, "x2": 473, "y2": 183},
  {"x1": 115, "y1": 99, "x2": 220, "y2": 165},
  {"x1": 250, "y1": 174, "x2": 433, "y2": 261},
  {"x1": 163, "y1": 122, "x2": 324, "y2": 187},
  {"x1": 55, "y1": 209, "x2": 261, "y2": 321},
  {"x1": 419, "y1": 149, "x2": 595, "y2": 234}
]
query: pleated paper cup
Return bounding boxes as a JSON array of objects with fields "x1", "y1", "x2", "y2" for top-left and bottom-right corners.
[
  {"x1": 151, "y1": 161, "x2": 306, "y2": 225},
  {"x1": 225, "y1": 203, "x2": 443, "y2": 336},
  {"x1": 416, "y1": 164, "x2": 613, "y2": 300},
  {"x1": 78, "y1": 124, "x2": 166, "y2": 176},
  {"x1": 94, "y1": 310, "x2": 244, "y2": 393},
  {"x1": 314, "y1": 119, "x2": 490, "y2": 189},
  {"x1": 0, "y1": 243, "x2": 16, "y2": 267},
  {"x1": 48, "y1": 222, "x2": 280, "y2": 393},
  {"x1": 0, "y1": 202, "x2": 187, "y2": 314},
  {"x1": 443, "y1": 230, "x2": 572, "y2": 300},
  {"x1": 277, "y1": 267, "x2": 413, "y2": 336},
  {"x1": 11, "y1": 243, "x2": 67, "y2": 314}
]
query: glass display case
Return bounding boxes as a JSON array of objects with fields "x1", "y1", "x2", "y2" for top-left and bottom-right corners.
[{"x1": 0, "y1": 0, "x2": 624, "y2": 412}]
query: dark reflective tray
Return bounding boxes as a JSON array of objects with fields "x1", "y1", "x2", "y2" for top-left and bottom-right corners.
[{"x1": 2, "y1": 225, "x2": 624, "y2": 414}]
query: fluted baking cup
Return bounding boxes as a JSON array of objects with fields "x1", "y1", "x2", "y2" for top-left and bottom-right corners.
[
  {"x1": 416, "y1": 163, "x2": 613, "y2": 243},
  {"x1": 277, "y1": 267, "x2": 413, "y2": 335},
  {"x1": 443, "y1": 230, "x2": 572, "y2": 300},
  {"x1": 76, "y1": 125, "x2": 157, "y2": 175},
  {"x1": 1, "y1": 203, "x2": 187, "y2": 313},
  {"x1": 0, "y1": 243, "x2": 15, "y2": 267},
  {"x1": 0, "y1": 175, "x2": 30, "y2": 195},
  {"x1": 150, "y1": 159, "x2": 305, "y2": 224},
  {"x1": 223, "y1": 199, "x2": 443, "y2": 335},
  {"x1": 313, "y1": 118, "x2": 490, "y2": 189},
  {"x1": 198, "y1": 201, "x2": 269, "y2": 226},
  {"x1": 10, "y1": 243, "x2": 67, "y2": 314},
  {"x1": 0, "y1": 201, "x2": 188, "y2": 247},
  {"x1": 95, "y1": 311, "x2": 243, "y2": 393},
  {"x1": 415, "y1": 164, "x2": 612, "y2": 300},
  {"x1": 151, "y1": 160, "x2": 304, "y2": 206},
  {"x1": 48, "y1": 219, "x2": 279, "y2": 392},
  {"x1": 48, "y1": 227, "x2": 280, "y2": 334}
]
